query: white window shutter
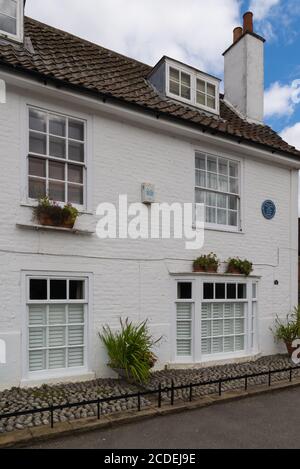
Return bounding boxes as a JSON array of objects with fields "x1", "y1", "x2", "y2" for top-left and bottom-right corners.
[{"x1": 176, "y1": 303, "x2": 192, "y2": 357}]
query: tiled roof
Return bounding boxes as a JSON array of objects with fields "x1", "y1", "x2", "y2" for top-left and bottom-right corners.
[{"x1": 0, "y1": 16, "x2": 299, "y2": 158}]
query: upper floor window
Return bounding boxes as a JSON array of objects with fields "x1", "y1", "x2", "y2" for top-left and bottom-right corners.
[
  {"x1": 195, "y1": 152, "x2": 240, "y2": 230},
  {"x1": 0, "y1": 0, "x2": 23, "y2": 42},
  {"x1": 28, "y1": 107, "x2": 86, "y2": 207},
  {"x1": 166, "y1": 61, "x2": 220, "y2": 114}
]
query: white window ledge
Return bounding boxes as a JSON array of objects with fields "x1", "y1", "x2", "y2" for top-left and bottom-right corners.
[
  {"x1": 16, "y1": 223, "x2": 95, "y2": 236},
  {"x1": 168, "y1": 353, "x2": 261, "y2": 369},
  {"x1": 169, "y1": 272, "x2": 261, "y2": 278}
]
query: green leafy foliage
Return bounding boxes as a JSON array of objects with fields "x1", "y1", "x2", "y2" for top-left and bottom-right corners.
[
  {"x1": 193, "y1": 253, "x2": 219, "y2": 271},
  {"x1": 33, "y1": 196, "x2": 79, "y2": 226},
  {"x1": 272, "y1": 306, "x2": 300, "y2": 344},
  {"x1": 99, "y1": 318, "x2": 162, "y2": 384},
  {"x1": 227, "y1": 258, "x2": 253, "y2": 276}
]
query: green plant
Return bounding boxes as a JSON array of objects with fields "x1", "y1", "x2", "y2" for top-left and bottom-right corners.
[
  {"x1": 193, "y1": 253, "x2": 219, "y2": 271},
  {"x1": 33, "y1": 196, "x2": 79, "y2": 227},
  {"x1": 227, "y1": 258, "x2": 253, "y2": 276},
  {"x1": 99, "y1": 318, "x2": 162, "y2": 384},
  {"x1": 272, "y1": 315, "x2": 298, "y2": 344}
]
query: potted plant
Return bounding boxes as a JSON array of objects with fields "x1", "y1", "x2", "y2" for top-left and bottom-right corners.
[
  {"x1": 226, "y1": 258, "x2": 253, "y2": 276},
  {"x1": 33, "y1": 197, "x2": 79, "y2": 229},
  {"x1": 99, "y1": 318, "x2": 162, "y2": 384},
  {"x1": 193, "y1": 253, "x2": 219, "y2": 273},
  {"x1": 271, "y1": 308, "x2": 300, "y2": 357}
]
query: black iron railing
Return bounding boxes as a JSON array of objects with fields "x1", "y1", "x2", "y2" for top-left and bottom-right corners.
[{"x1": 1, "y1": 365, "x2": 300, "y2": 429}]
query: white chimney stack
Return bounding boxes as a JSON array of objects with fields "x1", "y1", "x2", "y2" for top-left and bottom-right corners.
[{"x1": 223, "y1": 12, "x2": 265, "y2": 124}]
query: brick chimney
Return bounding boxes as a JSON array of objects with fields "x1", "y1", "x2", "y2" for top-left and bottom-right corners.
[{"x1": 223, "y1": 12, "x2": 265, "y2": 124}]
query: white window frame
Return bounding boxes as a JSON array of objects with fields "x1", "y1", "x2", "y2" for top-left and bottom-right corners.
[
  {"x1": 173, "y1": 275, "x2": 259, "y2": 364},
  {"x1": 0, "y1": 0, "x2": 23, "y2": 43},
  {"x1": 20, "y1": 99, "x2": 93, "y2": 214},
  {"x1": 166, "y1": 59, "x2": 220, "y2": 115},
  {"x1": 21, "y1": 271, "x2": 93, "y2": 381},
  {"x1": 195, "y1": 151, "x2": 241, "y2": 233}
]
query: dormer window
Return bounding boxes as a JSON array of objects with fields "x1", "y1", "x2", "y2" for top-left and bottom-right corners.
[
  {"x1": 0, "y1": 0, "x2": 23, "y2": 42},
  {"x1": 148, "y1": 57, "x2": 220, "y2": 115}
]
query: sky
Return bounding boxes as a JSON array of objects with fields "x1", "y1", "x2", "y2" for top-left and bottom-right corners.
[{"x1": 25, "y1": 0, "x2": 300, "y2": 151}]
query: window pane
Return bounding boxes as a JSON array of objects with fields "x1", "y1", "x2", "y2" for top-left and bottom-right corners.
[
  {"x1": 30, "y1": 279, "x2": 47, "y2": 300},
  {"x1": 207, "y1": 173, "x2": 218, "y2": 190},
  {"x1": 219, "y1": 175, "x2": 228, "y2": 192},
  {"x1": 29, "y1": 157, "x2": 46, "y2": 178},
  {"x1": 177, "y1": 282, "x2": 192, "y2": 300},
  {"x1": 235, "y1": 319, "x2": 244, "y2": 334},
  {"x1": 29, "y1": 109, "x2": 47, "y2": 133},
  {"x1": 50, "y1": 279, "x2": 67, "y2": 300},
  {"x1": 28, "y1": 325, "x2": 45, "y2": 346},
  {"x1": 29, "y1": 178, "x2": 46, "y2": 199},
  {"x1": 68, "y1": 326, "x2": 84, "y2": 346},
  {"x1": 195, "y1": 154, "x2": 206, "y2": 170},
  {"x1": 29, "y1": 350, "x2": 46, "y2": 371},
  {"x1": 170, "y1": 80, "x2": 180, "y2": 96},
  {"x1": 68, "y1": 141, "x2": 84, "y2": 162},
  {"x1": 217, "y1": 209, "x2": 227, "y2": 225},
  {"x1": 49, "y1": 327, "x2": 66, "y2": 347},
  {"x1": 68, "y1": 347, "x2": 84, "y2": 367},
  {"x1": 68, "y1": 164, "x2": 83, "y2": 183},
  {"x1": 196, "y1": 92, "x2": 205, "y2": 106},
  {"x1": 219, "y1": 159, "x2": 228, "y2": 176},
  {"x1": 69, "y1": 280, "x2": 84, "y2": 300},
  {"x1": 202, "y1": 303, "x2": 211, "y2": 319},
  {"x1": 170, "y1": 67, "x2": 179, "y2": 82},
  {"x1": 238, "y1": 284, "x2": 247, "y2": 299},
  {"x1": 181, "y1": 72, "x2": 191, "y2": 87},
  {"x1": 0, "y1": 13, "x2": 16, "y2": 34},
  {"x1": 229, "y1": 162, "x2": 238, "y2": 177},
  {"x1": 224, "y1": 319, "x2": 234, "y2": 335},
  {"x1": 49, "y1": 161, "x2": 65, "y2": 181},
  {"x1": 206, "y1": 206, "x2": 216, "y2": 224},
  {"x1": 68, "y1": 304, "x2": 84, "y2": 324},
  {"x1": 49, "y1": 305, "x2": 66, "y2": 324},
  {"x1": 195, "y1": 170, "x2": 206, "y2": 187},
  {"x1": 203, "y1": 283, "x2": 214, "y2": 300},
  {"x1": 217, "y1": 194, "x2": 227, "y2": 208},
  {"x1": 195, "y1": 188, "x2": 205, "y2": 204},
  {"x1": 227, "y1": 284, "x2": 236, "y2": 299},
  {"x1": 29, "y1": 132, "x2": 46, "y2": 155},
  {"x1": 68, "y1": 184, "x2": 83, "y2": 204},
  {"x1": 212, "y1": 337, "x2": 223, "y2": 353},
  {"x1": 196, "y1": 79, "x2": 205, "y2": 92},
  {"x1": 207, "y1": 83, "x2": 216, "y2": 97},
  {"x1": 69, "y1": 119, "x2": 84, "y2": 141},
  {"x1": 207, "y1": 157, "x2": 217, "y2": 173},
  {"x1": 216, "y1": 283, "x2": 225, "y2": 299},
  {"x1": 229, "y1": 196, "x2": 238, "y2": 210},
  {"x1": 181, "y1": 85, "x2": 191, "y2": 100},
  {"x1": 224, "y1": 336, "x2": 234, "y2": 352},
  {"x1": 0, "y1": 0, "x2": 17, "y2": 17},
  {"x1": 235, "y1": 335, "x2": 244, "y2": 351},
  {"x1": 207, "y1": 96, "x2": 216, "y2": 109},
  {"x1": 49, "y1": 349, "x2": 66, "y2": 369},
  {"x1": 29, "y1": 305, "x2": 46, "y2": 325},
  {"x1": 49, "y1": 181, "x2": 65, "y2": 202},
  {"x1": 229, "y1": 211, "x2": 238, "y2": 227},
  {"x1": 49, "y1": 136, "x2": 66, "y2": 159},
  {"x1": 230, "y1": 177, "x2": 238, "y2": 194},
  {"x1": 252, "y1": 283, "x2": 257, "y2": 299},
  {"x1": 49, "y1": 115, "x2": 66, "y2": 137},
  {"x1": 202, "y1": 338, "x2": 211, "y2": 354}
]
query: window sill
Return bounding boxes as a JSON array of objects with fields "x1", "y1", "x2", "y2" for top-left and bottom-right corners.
[
  {"x1": 192, "y1": 224, "x2": 244, "y2": 234},
  {"x1": 21, "y1": 370, "x2": 95, "y2": 388},
  {"x1": 169, "y1": 352, "x2": 261, "y2": 369},
  {"x1": 16, "y1": 223, "x2": 95, "y2": 236},
  {"x1": 169, "y1": 272, "x2": 261, "y2": 278}
]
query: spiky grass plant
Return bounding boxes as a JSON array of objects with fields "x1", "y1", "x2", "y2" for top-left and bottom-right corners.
[{"x1": 99, "y1": 318, "x2": 162, "y2": 384}]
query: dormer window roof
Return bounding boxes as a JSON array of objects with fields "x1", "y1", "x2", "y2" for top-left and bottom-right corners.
[
  {"x1": 0, "y1": 0, "x2": 23, "y2": 42},
  {"x1": 148, "y1": 57, "x2": 221, "y2": 115}
]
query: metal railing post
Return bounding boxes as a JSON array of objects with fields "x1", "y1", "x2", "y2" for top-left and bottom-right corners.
[
  {"x1": 189, "y1": 383, "x2": 193, "y2": 402},
  {"x1": 245, "y1": 375, "x2": 248, "y2": 391},
  {"x1": 158, "y1": 383, "x2": 162, "y2": 408},
  {"x1": 290, "y1": 368, "x2": 293, "y2": 382},
  {"x1": 218, "y1": 379, "x2": 222, "y2": 397},
  {"x1": 50, "y1": 405, "x2": 54, "y2": 428},
  {"x1": 137, "y1": 393, "x2": 141, "y2": 412},
  {"x1": 171, "y1": 380, "x2": 174, "y2": 406},
  {"x1": 97, "y1": 398, "x2": 100, "y2": 419},
  {"x1": 268, "y1": 370, "x2": 272, "y2": 387}
]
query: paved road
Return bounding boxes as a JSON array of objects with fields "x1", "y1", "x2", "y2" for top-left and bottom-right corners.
[{"x1": 28, "y1": 387, "x2": 300, "y2": 449}]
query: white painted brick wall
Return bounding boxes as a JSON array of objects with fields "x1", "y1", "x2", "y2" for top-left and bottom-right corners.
[{"x1": 0, "y1": 81, "x2": 298, "y2": 389}]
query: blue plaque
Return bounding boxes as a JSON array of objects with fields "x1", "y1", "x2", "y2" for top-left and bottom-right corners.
[{"x1": 262, "y1": 200, "x2": 276, "y2": 220}]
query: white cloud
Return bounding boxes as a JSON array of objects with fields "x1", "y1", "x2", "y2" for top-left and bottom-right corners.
[
  {"x1": 264, "y1": 80, "x2": 300, "y2": 118},
  {"x1": 249, "y1": 0, "x2": 281, "y2": 21},
  {"x1": 281, "y1": 123, "x2": 300, "y2": 150},
  {"x1": 25, "y1": 0, "x2": 240, "y2": 75}
]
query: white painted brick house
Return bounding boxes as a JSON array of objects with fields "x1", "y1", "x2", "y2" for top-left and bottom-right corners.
[{"x1": 0, "y1": 3, "x2": 299, "y2": 390}]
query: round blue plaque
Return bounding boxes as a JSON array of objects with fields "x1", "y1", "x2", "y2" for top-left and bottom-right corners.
[{"x1": 262, "y1": 200, "x2": 276, "y2": 220}]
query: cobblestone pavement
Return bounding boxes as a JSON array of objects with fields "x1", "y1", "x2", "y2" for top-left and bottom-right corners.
[
  {"x1": 0, "y1": 354, "x2": 298, "y2": 434},
  {"x1": 147, "y1": 355, "x2": 300, "y2": 400}
]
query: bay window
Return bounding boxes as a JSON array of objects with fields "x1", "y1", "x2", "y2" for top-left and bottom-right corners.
[
  {"x1": 195, "y1": 152, "x2": 240, "y2": 229},
  {"x1": 26, "y1": 275, "x2": 88, "y2": 374},
  {"x1": 27, "y1": 107, "x2": 86, "y2": 207},
  {"x1": 175, "y1": 277, "x2": 258, "y2": 362}
]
